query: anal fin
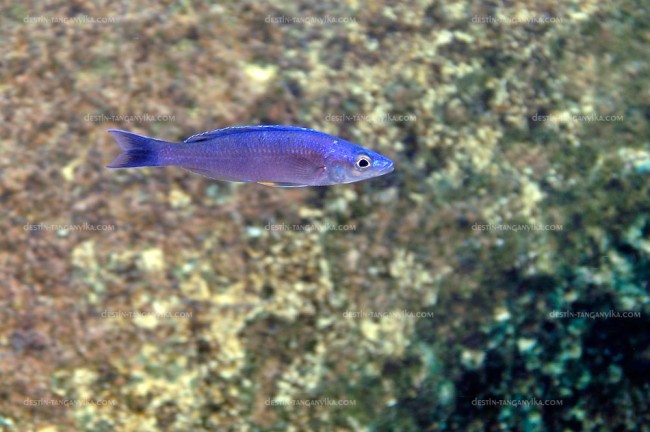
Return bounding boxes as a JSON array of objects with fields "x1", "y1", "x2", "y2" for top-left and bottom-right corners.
[
  {"x1": 257, "y1": 181, "x2": 308, "y2": 188},
  {"x1": 180, "y1": 167, "x2": 244, "y2": 183}
]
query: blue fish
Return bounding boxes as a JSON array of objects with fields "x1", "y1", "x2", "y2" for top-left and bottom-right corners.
[{"x1": 106, "y1": 125, "x2": 394, "y2": 187}]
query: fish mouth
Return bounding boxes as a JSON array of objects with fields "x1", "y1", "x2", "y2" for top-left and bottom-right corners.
[{"x1": 374, "y1": 159, "x2": 394, "y2": 175}]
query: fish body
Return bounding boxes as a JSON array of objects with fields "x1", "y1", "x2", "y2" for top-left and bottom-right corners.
[{"x1": 106, "y1": 125, "x2": 394, "y2": 187}]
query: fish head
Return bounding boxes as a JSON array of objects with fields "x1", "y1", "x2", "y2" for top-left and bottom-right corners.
[{"x1": 327, "y1": 141, "x2": 394, "y2": 184}]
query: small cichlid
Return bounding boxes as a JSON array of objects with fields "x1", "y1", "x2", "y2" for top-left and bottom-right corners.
[{"x1": 106, "y1": 125, "x2": 394, "y2": 187}]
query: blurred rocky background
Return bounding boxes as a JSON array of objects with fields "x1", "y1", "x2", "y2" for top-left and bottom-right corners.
[{"x1": 1, "y1": 0, "x2": 649, "y2": 430}]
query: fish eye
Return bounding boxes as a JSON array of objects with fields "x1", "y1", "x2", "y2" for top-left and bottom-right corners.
[{"x1": 356, "y1": 155, "x2": 371, "y2": 169}]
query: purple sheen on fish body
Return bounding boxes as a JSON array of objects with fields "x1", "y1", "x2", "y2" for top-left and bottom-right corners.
[{"x1": 106, "y1": 125, "x2": 394, "y2": 187}]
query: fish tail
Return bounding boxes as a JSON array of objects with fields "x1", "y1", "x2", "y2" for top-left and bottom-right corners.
[{"x1": 106, "y1": 129, "x2": 169, "y2": 169}]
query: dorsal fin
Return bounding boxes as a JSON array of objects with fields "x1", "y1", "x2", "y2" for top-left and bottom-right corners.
[{"x1": 183, "y1": 125, "x2": 324, "y2": 143}]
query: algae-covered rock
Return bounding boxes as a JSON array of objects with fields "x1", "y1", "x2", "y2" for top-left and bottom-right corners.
[{"x1": 1, "y1": 0, "x2": 648, "y2": 431}]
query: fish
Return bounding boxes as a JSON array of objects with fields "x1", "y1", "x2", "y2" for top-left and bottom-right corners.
[{"x1": 106, "y1": 125, "x2": 394, "y2": 187}]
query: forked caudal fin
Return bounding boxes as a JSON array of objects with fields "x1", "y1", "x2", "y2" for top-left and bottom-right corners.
[{"x1": 106, "y1": 129, "x2": 169, "y2": 169}]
